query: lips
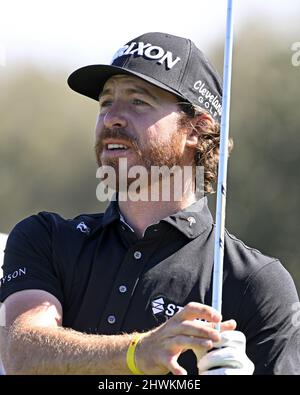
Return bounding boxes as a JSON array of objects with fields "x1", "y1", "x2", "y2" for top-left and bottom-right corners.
[
  {"x1": 99, "y1": 139, "x2": 134, "y2": 160},
  {"x1": 107, "y1": 143, "x2": 129, "y2": 151},
  {"x1": 97, "y1": 127, "x2": 139, "y2": 155},
  {"x1": 95, "y1": 128, "x2": 142, "y2": 166},
  {"x1": 103, "y1": 139, "x2": 131, "y2": 152}
]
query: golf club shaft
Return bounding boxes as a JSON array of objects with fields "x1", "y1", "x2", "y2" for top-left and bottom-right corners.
[{"x1": 212, "y1": 0, "x2": 234, "y2": 330}]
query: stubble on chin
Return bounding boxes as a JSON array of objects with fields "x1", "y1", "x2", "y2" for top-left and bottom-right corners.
[{"x1": 94, "y1": 126, "x2": 188, "y2": 194}]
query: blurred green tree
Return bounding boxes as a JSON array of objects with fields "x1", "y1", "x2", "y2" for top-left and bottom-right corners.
[
  {"x1": 0, "y1": 23, "x2": 299, "y2": 291},
  {"x1": 209, "y1": 24, "x2": 300, "y2": 291},
  {"x1": 0, "y1": 65, "x2": 106, "y2": 231}
]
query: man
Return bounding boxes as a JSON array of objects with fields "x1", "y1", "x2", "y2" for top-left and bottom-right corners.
[{"x1": 0, "y1": 32, "x2": 299, "y2": 375}]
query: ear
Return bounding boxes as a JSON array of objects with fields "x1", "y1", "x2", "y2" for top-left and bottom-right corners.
[{"x1": 185, "y1": 113, "x2": 214, "y2": 148}]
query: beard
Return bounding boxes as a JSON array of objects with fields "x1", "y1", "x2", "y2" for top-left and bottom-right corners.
[
  {"x1": 94, "y1": 127, "x2": 185, "y2": 170},
  {"x1": 94, "y1": 126, "x2": 187, "y2": 195}
]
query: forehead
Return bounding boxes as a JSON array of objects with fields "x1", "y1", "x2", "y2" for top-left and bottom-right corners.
[{"x1": 101, "y1": 74, "x2": 178, "y2": 102}]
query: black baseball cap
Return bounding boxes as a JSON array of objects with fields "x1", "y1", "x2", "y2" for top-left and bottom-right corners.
[{"x1": 68, "y1": 32, "x2": 223, "y2": 123}]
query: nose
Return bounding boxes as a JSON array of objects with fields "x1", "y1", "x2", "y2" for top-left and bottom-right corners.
[{"x1": 103, "y1": 103, "x2": 128, "y2": 129}]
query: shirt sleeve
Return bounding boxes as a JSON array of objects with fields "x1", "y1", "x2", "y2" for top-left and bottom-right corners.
[
  {"x1": 0, "y1": 214, "x2": 64, "y2": 305},
  {"x1": 238, "y1": 260, "x2": 300, "y2": 375}
]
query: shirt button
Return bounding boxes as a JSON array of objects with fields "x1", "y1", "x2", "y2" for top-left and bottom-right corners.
[
  {"x1": 119, "y1": 285, "x2": 127, "y2": 293},
  {"x1": 134, "y1": 251, "x2": 142, "y2": 259},
  {"x1": 107, "y1": 315, "x2": 116, "y2": 324}
]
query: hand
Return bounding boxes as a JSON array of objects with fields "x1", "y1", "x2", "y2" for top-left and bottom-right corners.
[
  {"x1": 197, "y1": 330, "x2": 254, "y2": 375},
  {"x1": 135, "y1": 302, "x2": 236, "y2": 375}
]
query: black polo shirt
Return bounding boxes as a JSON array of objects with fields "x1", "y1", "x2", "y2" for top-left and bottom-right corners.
[{"x1": 0, "y1": 198, "x2": 299, "y2": 375}]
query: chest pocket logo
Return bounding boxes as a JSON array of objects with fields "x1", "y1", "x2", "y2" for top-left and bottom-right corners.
[
  {"x1": 76, "y1": 221, "x2": 90, "y2": 234},
  {"x1": 151, "y1": 297, "x2": 165, "y2": 315},
  {"x1": 151, "y1": 296, "x2": 184, "y2": 323}
]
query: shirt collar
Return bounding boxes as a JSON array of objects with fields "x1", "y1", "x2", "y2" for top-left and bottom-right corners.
[
  {"x1": 101, "y1": 199, "x2": 120, "y2": 228},
  {"x1": 161, "y1": 197, "x2": 213, "y2": 239},
  {"x1": 101, "y1": 196, "x2": 213, "y2": 239}
]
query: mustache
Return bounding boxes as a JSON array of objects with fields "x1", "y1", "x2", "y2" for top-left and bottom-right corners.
[{"x1": 94, "y1": 128, "x2": 142, "y2": 164}]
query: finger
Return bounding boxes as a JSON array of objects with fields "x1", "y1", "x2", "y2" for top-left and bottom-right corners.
[
  {"x1": 214, "y1": 330, "x2": 245, "y2": 349},
  {"x1": 163, "y1": 336, "x2": 214, "y2": 375},
  {"x1": 174, "y1": 302, "x2": 222, "y2": 323},
  {"x1": 167, "y1": 334, "x2": 214, "y2": 351},
  {"x1": 202, "y1": 319, "x2": 236, "y2": 329},
  {"x1": 220, "y1": 319, "x2": 237, "y2": 332},
  {"x1": 167, "y1": 355, "x2": 188, "y2": 376},
  {"x1": 198, "y1": 345, "x2": 254, "y2": 375},
  {"x1": 178, "y1": 320, "x2": 222, "y2": 342}
]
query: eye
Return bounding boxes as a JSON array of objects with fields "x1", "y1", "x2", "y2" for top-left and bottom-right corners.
[
  {"x1": 132, "y1": 98, "x2": 148, "y2": 106},
  {"x1": 100, "y1": 99, "x2": 113, "y2": 108},
  {"x1": 99, "y1": 99, "x2": 113, "y2": 114}
]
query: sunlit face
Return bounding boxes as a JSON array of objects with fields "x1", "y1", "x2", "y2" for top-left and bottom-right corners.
[{"x1": 94, "y1": 74, "x2": 194, "y2": 173}]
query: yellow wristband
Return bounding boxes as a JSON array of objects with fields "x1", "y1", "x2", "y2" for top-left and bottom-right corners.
[{"x1": 126, "y1": 334, "x2": 144, "y2": 375}]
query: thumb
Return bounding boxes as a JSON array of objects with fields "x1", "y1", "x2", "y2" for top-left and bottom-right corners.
[{"x1": 167, "y1": 355, "x2": 188, "y2": 375}]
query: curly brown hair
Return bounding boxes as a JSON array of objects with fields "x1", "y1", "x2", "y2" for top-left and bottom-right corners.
[{"x1": 178, "y1": 102, "x2": 233, "y2": 194}]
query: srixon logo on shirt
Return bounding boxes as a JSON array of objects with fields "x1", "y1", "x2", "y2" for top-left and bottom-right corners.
[
  {"x1": 151, "y1": 297, "x2": 184, "y2": 321},
  {"x1": 111, "y1": 42, "x2": 181, "y2": 70},
  {"x1": 0, "y1": 267, "x2": 27, "y2": 287}
]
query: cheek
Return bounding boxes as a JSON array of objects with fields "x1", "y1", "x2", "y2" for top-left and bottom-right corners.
[
  {"x1": 147, "y1": 118, "x2": 172, "y2": 138},
  {"x1": 152, "y1": 116, "x2": 184, "y2": 144},
  {"x1": 145, "y1": 125, "x2": 160, "y2": 141}
]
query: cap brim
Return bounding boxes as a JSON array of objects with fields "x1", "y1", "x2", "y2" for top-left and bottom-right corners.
[{"x1": 67, "y1": 64, "x2": 185, "y2": 102}]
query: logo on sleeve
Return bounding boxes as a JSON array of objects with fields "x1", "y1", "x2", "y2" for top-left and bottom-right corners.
[{"x1": 0, "y1": 267, "x2": 27, "y2": 287}]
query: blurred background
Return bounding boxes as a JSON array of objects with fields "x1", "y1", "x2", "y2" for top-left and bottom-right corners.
[{"x1": 0, "y1": 0, "x2": 299, "y2": 291}]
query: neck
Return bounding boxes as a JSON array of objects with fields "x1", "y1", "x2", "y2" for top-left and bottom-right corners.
[{"x1": 118, "y1": 186, "x2": 198, "y2": 238}]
